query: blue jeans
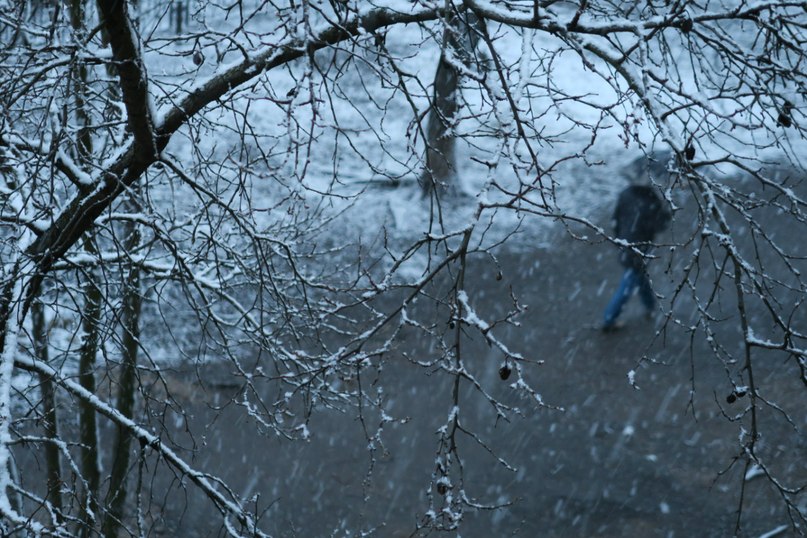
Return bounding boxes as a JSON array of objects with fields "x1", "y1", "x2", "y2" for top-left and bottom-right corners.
[{"x1": 603, "y1": 267, "x2": 656, "y2": 327}]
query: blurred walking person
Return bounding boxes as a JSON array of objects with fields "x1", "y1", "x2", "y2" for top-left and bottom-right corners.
[{"x1": 602, "y1": 158, "x2": 671, "y2": 331}]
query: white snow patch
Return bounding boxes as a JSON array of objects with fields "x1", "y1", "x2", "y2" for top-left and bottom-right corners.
[
  {"x1": 622, "y1": 424, "x2": 635, "y2": 437},
  {"x1": 745, "y1": 464, "x2": 764, "y2": 481}
]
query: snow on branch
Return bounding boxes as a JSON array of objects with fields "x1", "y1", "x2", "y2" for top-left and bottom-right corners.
[{"x1": 456, "y1": 289, "x2": 523, "y2": 360}]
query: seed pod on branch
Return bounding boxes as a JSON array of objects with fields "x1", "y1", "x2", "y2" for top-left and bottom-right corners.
[
  {"x1": 777, "y1": 101, "x2": 794, "y2": 127},
  {"x1": 680, "y1": 16, "x2": 693, "y2": 33},
  {"x1": 499, "y1": 363, "x2": 512, "y2": 380}
]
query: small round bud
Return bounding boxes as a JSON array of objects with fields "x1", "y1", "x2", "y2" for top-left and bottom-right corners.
[
  {"x1": 192, "y1": 50, "x2": 204, "y2": 66},
  {"x1": 726, "y1": 393, "x2": 737, "y2": 404}
]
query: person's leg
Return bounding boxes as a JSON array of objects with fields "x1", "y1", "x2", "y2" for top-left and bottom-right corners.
[
  {"x1": 637, "y1": 269, "x2": 656, "y2": 312},
  {"x1": 603, "y1": 268, "x2": 638, "y2": 328}
]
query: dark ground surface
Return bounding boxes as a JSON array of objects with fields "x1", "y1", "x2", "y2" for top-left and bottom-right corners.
[
  {"x1": 15, "y1": 179, "x2": 803, "y2": 537},
  {"x1": 151, "y1": 205, "x2": 806, "y2": 537}
]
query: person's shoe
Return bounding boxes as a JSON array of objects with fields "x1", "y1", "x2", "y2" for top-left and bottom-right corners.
[{"x1": 601, "y1": 321, "x2": 625, "y2": 333}]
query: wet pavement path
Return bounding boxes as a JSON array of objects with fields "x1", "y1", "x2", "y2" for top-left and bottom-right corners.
[{"x1": 158, "y1": 196, "x2": 806, "y2": 537}]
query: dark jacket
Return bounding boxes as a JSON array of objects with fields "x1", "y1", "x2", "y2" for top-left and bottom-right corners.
[{"x1": 613, "y1": 185, "x2": 670, "y2": 270}]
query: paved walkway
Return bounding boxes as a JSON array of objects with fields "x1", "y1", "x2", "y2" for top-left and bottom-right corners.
[{"x1": 160, "y1": 198, "x2": 805, "y2": 537}]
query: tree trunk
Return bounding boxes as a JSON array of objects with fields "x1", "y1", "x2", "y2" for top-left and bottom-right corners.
[
  {"x1": 421, "y1": 11, "x2": 481, "y2": 195},
  {"x1": 69, "y1": 2, "x2": 102, "y2": 532},
  {"x1": 102, "y1": 205, "x2": 141, "y2": 538},
  {"x1": 100, "y1": 4, "x2": 140, "y2": 534},
  {"x1": 422, "y1": 56, "x2": 460, "y2": 194},
  {"x1": 78, "y1": 254, "x2": 102, "y2": 536},
  {"x1": 32, "y1": 299, "x2": 63, "y2": 522},
  {"x1": 175, "y1": 1, "x2": 184, "y2": 34}
]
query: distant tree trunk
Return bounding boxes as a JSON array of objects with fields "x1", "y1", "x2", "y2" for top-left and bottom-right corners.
[
  {"x1": 69, "y1": 2, "x2": 102, "y2": 532},
  {"x1": 422, "y1": 57, "x2": 460, "y2": 195},
  {"x1": 70, "y1": 0, "x2": 92, "y2": 161},
  {"x1": 102, "y1": 201, "x2": 142, "y2": 538},
  {"x1": 32, "y1": 299, "x2": 63, "y2": 523},
  {"x1": 421, "y1": 11, "x2": 482, "y2": 196},
  {"x1": 77, "y1": 250, "x2": 102, "y2": 536},
  {"x1": 175, "y1": 1, "x2": 185, "y2": 34}
]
